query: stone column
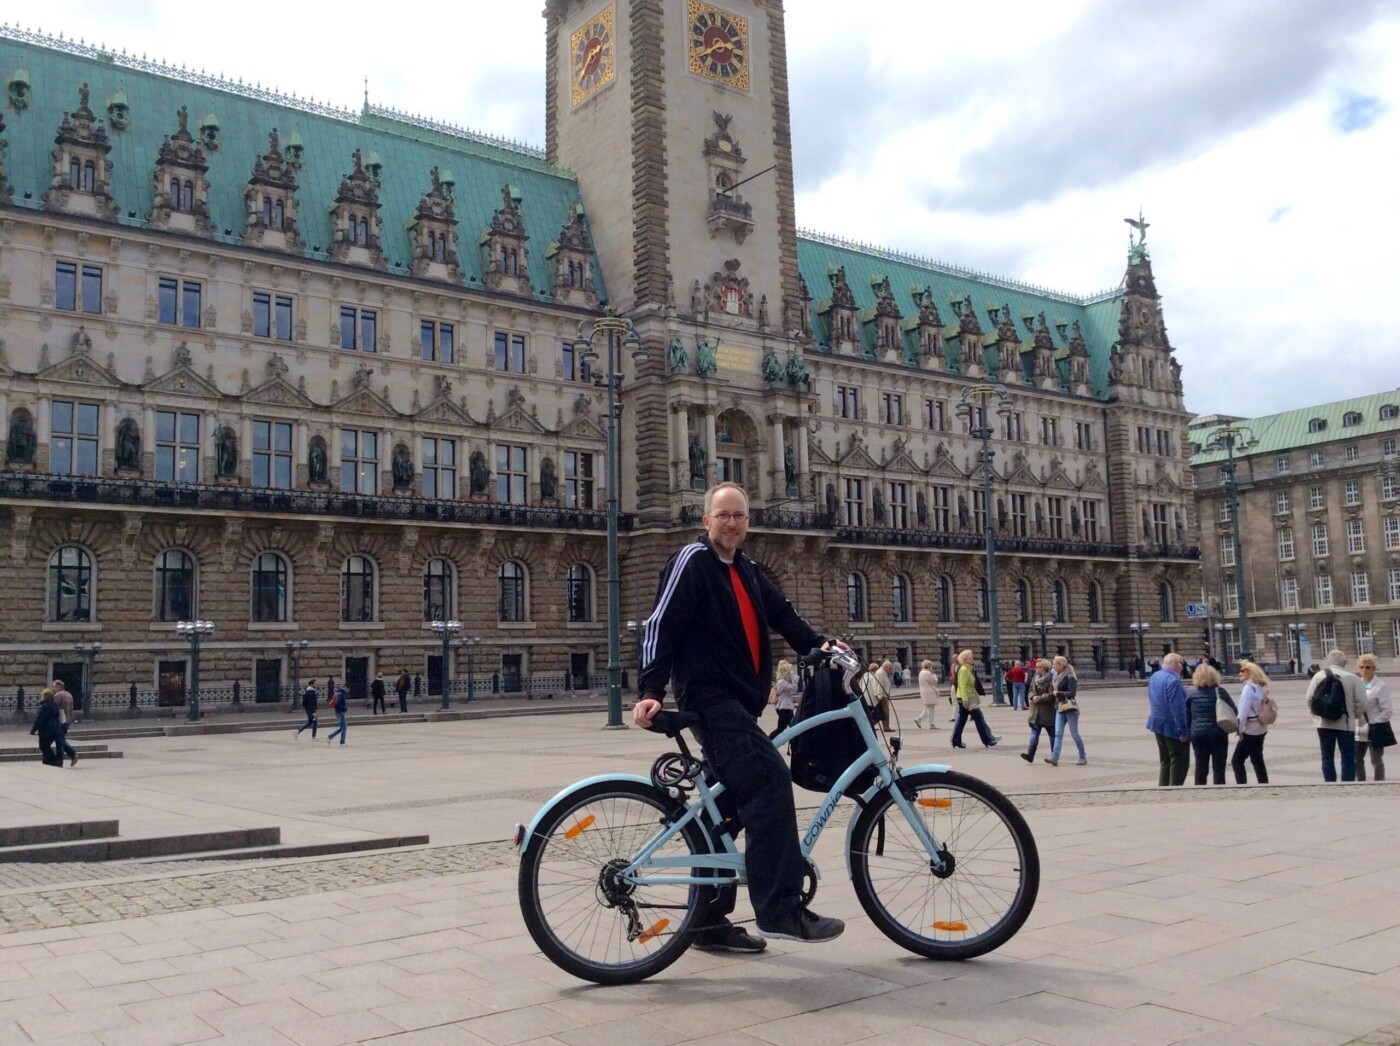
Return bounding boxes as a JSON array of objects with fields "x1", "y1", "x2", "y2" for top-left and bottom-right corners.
[
  {"x1": 295, "y1": 421, "x2": 309, "y2": 486},
  {"x1": 240, "y1": 415, "x2": 253, "y2": 483},
  {"x1": 142, "y1": 406, "x2": 156, "y2": 475},
  {"x1": 702, "y1": 408, "x2": 717, "y2": 487},
  {"x1": 101, "y1": 396, "x2": 117, "y2": 474},
  {"x1": 768, "y1": 413, "x2": 785, "y2": 501},
  {"x1": 671, "y1": 402, "x2": 689, "y2": 491}
]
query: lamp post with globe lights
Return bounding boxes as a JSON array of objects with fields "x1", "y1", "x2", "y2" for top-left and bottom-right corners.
[
  {"x1": 175, "y1": 620, "x2": 214, "y2": 721},
  {"x1": 430, "y1": 620, "x2": 462, "y2": 709}
]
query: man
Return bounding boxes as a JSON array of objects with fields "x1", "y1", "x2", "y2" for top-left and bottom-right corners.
[
  {"x1": 295, "y1": 680, "x2": 318, "y2": 739},
  {"x1": 1006, "y1": 661, "x2": 1027, "y2": 711},
  {"x1": 1305, "y1": 649, "x2": 1363, "y2": 782},
  {"x1": 396, "y1": 670, "x2": 411, "y2": 712},
  {"x1": 1146, "y1": 652, "x2": 1190, "y2": 786},
  {"x1": 634, "y1": 481, "x2": 846, "y2": 950},
  {"x1": 371, "y1": 674, "x2": 387, "y2": 715},
  {"x1": 52, "y1": 679, "x2": 78, "y2": 767}
]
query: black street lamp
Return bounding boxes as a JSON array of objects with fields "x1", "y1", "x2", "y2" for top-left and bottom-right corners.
[
  {"x1": 430, "y1": 619, "x2": 462, "y2": 709},
  {"x1": 458, "y1": 635, "x2": 480, "y2": 703},
  {"x1": 1287, "y1": 621, "x2": 1306, "y2": 673},
  {"x1": 175, "y1": 620, "x2": 214, "y2": 721},
  {"x1": 1266, "y1": 631, "x2": 1284, "y2": 667},
  {"x1": 956, "y1": 383, "x2": 1012, "y2": 704},
  {"x1": 573, "y1": 306, "x2": 648, "y2": 730},
  {"x1": 73, "y1": 641, "x2": 102, "y2": 722},
  {"x1": 284, "y1": 638, "x2": 308, "y2": 710},
  {"x1": 1031, "y1": 620, "x2": 1053, "y2": 659},
  {"x1": 1214, "y1": 622, "x2": 1236, "y2": 668},
  {"x1": 1093, "y1": 634, "x2": 1108, "y2": 678},
  {"x1": 1204, "y1": 422, "x2": 1258, "y2": 662},
  {"x1": 1129, "y1": 622, "x2": 1150, "y2": 679}
]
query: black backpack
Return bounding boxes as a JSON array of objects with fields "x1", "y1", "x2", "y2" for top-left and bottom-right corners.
[
  {"x1": 788, "y1": 662, "x2": 878, "y2": 796},
  {"x1": 1308, "y1": 669, "x2": 1348, "y2": 721}
]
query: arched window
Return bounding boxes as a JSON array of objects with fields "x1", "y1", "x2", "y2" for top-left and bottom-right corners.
[
  {"x1": 1053, "y1": 580, "x2": 1069, "y2": 623},
  {"x1": 846, "y1": 573, "x2": 867, "y2": 622},
  {"x1": 359, "y1": 217, "x2": 369, "y2": 244},
  {"x1": 273, "y1": 198, "x2": 285, "y2": 230},
  {"x1": 423, "y1": 557, "x2": 454, "y2": 622},
  {"x1": 48, "y1": 546, "x2": 93, "y2": 622},
  {"x1": 1158, "y1": 581, "x2": 1174, "y2": 622},
  {"x1": 1342, "y1": 411, "x2": 1362, "y2": 428},
  {"x1": 937, "y1": 576, "x2": 953, "y2": 623},
  {"x1": 251, "y1": 551, "x2": 289, "y2": 623},
  {"x1": 1381, "y1": 404, "x2": 1399, "y2": 421},
  {"x1": 170, "y1": 174, "x2": 182, "y2": 206},
  {"x1": 69, "y1": 158, "x2": 81, "y2": 189},
  {"x1": 891, "y1": 573, "x2": 911, "y2": 623},
  {"x1": 82, "y1": 161, "x2": 95, "y2": 191},
  {"x1": 1087, "y1": 581, "x2": 1102, "y2": 624},
  {"x1": 499, "y1": 561, "x2": 527, "y2": 622},
  {"x1": 340, "y1": 555, "x2": 376, "y2": 622},
  {"x1": 181, "y1": 180, "x2": 194, "y2": 211},
  {"x1": 154, "y1": 549, "x2": 196, "y2": 622},
  {"x1": 1016, "y1": 579, "x2": 1031, "y2": 622},
  {"x1": 566, "y1": 564, "x2": 593, "y2": 623},
  {"x1": 1307, "y1": 418, "x2": 1326, "y2": 433},
  {"x1": 262, "y1": 196, "x2": 273, "y2": 225}
]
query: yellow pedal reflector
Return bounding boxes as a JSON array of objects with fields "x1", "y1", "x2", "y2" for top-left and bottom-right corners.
[
  {"x1": 917, "y1": 797, "x2": 953, "y2": 808},
  {"x1": 563, "y1": 815, "x2": 596, "y2": 839},
  {"x1": 932, "y1": 921, "x2": 969, "y2": 933},
  {"x1": 638, "y1": 919, "x2": 669, "y2": 943}
]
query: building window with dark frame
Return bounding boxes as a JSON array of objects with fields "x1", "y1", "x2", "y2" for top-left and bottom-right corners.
[
  {"x1": 1054, "y1": 580, "x2": 1070, "y2": 623},
  {"x1": 499, "y1": 560, "x2": 527, "y2": 622},
  {"x1": 836, "y1": 385, "x2": 861, "y2": 420},
  {"x1": 48, "y1": 545, "x2": 93, "y2": 623},
  {"x1": 1016, "y1": 579, "x2": 1031, "y2": 622},
  {"x1": 55, "y1": 260, "x2": 103, "y2": 314},
  {"x1": 494, "y1": 331, "x2": 526, "y2": 373},
  {"x1": 341, "y1": 555, "x2": 376, "y2": 622},
  {"x1": 1159, "y1": 582, "x2": 1174, "y2": 622},
  {"x1": 888, "y1": 483, "x2": 908, "y2": 528},
  {"x1": 1010, "y1": 493, "x2": 1028, "y2": 537},
  {"x1": 495, "y1": 444, "x2": 528, "y2": 504},
  {"x1": 154, "y1": 410, "x2": 200, "y2": 483},
  {"x1": 1082, "y1": 500, "x2": 1100, "y2": 541},
  {"x1": 846, "y1": 572, "x2": 867, "y2": 622},
  {"x1": 157, "y1": 277, "x2": 202, "y2": 328},
  {"x1": 154, "y1": 549, "x2": 195, "y2": 622},
  {"x1": 50, "y1": 399, "x2": 100, "y2": 476},
  {"x1": 423, "y1": 557, "x2": 454, "y2": 622},
  {"x1": 879, "y1": 392, "x2": 903, "y2": 426},
  {"x1": 1047, "y1": 497, "x2": 1065, "y2": 539},
  {"x1": 566, "y1": 564, "x2": 593, "y2": 623},
  {"x1": 420, "y1": 320, "x2": 455, "y2": 364},
  {"x1": 253, "y1": 291, "x2": 294, "y2": 340},
  {"x1": 891, "y1": 573, "x2": 911, "y2": 623},
  {"x1": 1087, "y1": 581, "x2": 1103, "y2": 623},
  {"x1": 843, "y1": 478, "x2": 865, "y2": 527},
  {"x1": 564, "y1": 451, "x2": 594, "y2": 509},
  {"x1": 931, "y1": 486, "x2": 951, "y2": 531},
  {"x1": 936, "y1": 575, "x2": 953, "y2": 622},
  {"x1": 251, "y1": 551, "x2": 289, "y2": 623},
  {"x1": 421, "y1": 437, "x2": 457, "y2": 499},
  {"x1": 251, "y1": 420, "x2": 293, "y2": 489},
  {"x1": 341, "y1": 429, "x2": 379, "y2": 495},
  {"x1": 923, "y1": 398, "x2": 946, "y2": 431},
  {"x1": 339, "y1": 306, "x2": 378, "y2": 351}
]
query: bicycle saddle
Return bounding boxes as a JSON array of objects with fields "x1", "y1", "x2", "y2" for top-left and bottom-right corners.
[{"x1": 645, "y1": 709, "x2": 700, "y2": 737}]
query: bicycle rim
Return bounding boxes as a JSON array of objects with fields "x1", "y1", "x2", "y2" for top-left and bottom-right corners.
[
  {"x1": 850, "y1": 769, "x2": 1038, "y2": 960},
  {"x1": 520, "y1": 781, "x2": 705, "y2": 983}
]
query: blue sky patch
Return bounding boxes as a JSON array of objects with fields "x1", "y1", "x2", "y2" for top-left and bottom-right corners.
[{"x1": 1331, "y1": 93, "x2": 1385, "y2": 133}]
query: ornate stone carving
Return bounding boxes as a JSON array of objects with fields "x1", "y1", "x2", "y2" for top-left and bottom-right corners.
[
  {"x1": 481, "y1": 184, "x2": 531, "y2": 296},
  {"x1": 42, "y1": 83, "x2": 118, "y2": 220},
  {"x1": 328, "y1": 149, "x2": 386, "y2": 269},
  {"x1": 706, "y1": 258, "x2": 754, "y2": 318},
  {"x1": 241, "y1": 129, "x2": 304, "y2": 252},
  {"x1": 408, "y1": 167, "x2": 461, "y2": 281},
  {"x1": 147, "y1": 106, "x2": 213, "y2": 236}
]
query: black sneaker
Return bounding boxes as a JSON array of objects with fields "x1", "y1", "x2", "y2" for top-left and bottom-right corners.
[
  {"x1": 756, "y1": 907, "x2": 844, "y2": 943},
  {"x1": 692, "y1": 922, "x2": 767, "y2": 953}
]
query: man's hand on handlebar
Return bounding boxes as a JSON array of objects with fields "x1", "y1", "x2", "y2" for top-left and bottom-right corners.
[
  {"x1": 822, "y1": 639, "x2": 852, "y2": 653},
  {"x1": 633, "y1": 697, "x2": 662, "y2": 729}
]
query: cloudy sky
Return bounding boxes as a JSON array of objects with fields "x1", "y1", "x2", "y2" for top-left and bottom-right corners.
[{"x1": 10, "y1": 0, "x2": 1397, "y2": 419}]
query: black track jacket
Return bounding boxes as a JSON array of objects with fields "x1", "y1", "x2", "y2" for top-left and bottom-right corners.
[{"x1": 638, "y1": 535, "x2": 825, "y2": 717}]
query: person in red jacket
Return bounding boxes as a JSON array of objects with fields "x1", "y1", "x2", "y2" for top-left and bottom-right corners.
[{"x1": 1006, "y1": 661, "x2": 1028, "y2": 710}]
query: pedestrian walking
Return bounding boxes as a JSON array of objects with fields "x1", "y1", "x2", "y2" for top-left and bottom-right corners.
[
  {"x1": 1306, "y1": 650, "x2": 1363, "y2": 782},
  {"x1": 1355, "y1": 653, "x2": 1394, "y2": 781},
  {"x1": 371, "y1": 674, "x2": 387, "y2": 715},
  {"x1": 295, "y1": 681, "x2": 318, "y2": 738},
  {"x1": 30, "y1": 688, "x2": 63, "y2": 767},
  {"x1": 326, "y1": 685, "x2": 349, "y2": 745},
  {"x1": 950, "y1": 650, "x2": 999, "y2": 749},
  {"x1": 1021, "y1": 658, "x2": 1055, "y2": 762},
  {"x1": 1185, "y1": 663, "x2": 1234, "y2": 785},
  {"x1": 1006, "y1": 661, "x2": 1028, "y2": 711},
  {"x1": 396, "y1": 670, "x2": 410, "y2": 712},
  {"x1": 1146, "y1": 652, "x2": 1190, "y2": 786},
  {"x1": 768, "y1": 659, "x2": 798, "y2": 740},
  {"x1": 913, "y1": 660, "x2": 941, "y2": 729},
  {"x1": 52, "y1": 679, "x2": 78, "y2": 767},
  {"x1": 864, "y1": 661, "x2": 894, "y2": 730},
  {"x1": 1045, "y1": 655, "x2": 1086, "y2": 766},
  {"x1": 1232, "y1": 660, "x2": 1271, "y2": 783}
]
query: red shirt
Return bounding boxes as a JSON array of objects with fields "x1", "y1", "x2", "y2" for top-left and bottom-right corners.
[
  {"x1": 728, "y1": 564, "x2": 761, "y2": 674},
  {"x1": 1006, "y1": 665, "x2": 1026, "y2": 684}
]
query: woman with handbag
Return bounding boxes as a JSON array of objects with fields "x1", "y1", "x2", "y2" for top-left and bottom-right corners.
[
  {"x1": 914, "y1": 659, "x2": 942, "y2": 729},
  {"x1": 1045, "y1": 655, "x2": 1086, "y2": 766},
  {"x1": 1021, "y1": 658, "x2": 1056, "y2": 763},
  {"x1": 1185, "y1": 663, "x2": 1234, "y2": 785},
  {"x1": 951, "y1": 649, "x2": 999, "y2": 749},
  {"x1": 1232, "y1": 660, "x2": 1271, "y2": 783},
  {"x1": 1355, "y1": 653, "x2": 1394, "y2": 781},
  {"x1": 768, "y1": 659, "x2": 799, "y2": 740}
]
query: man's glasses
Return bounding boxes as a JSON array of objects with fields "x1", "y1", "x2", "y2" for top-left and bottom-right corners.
[{"x1": 708, "y1": 512, "x2": 749, "y2": 523}]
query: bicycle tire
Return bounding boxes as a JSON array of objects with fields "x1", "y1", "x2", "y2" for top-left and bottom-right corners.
[
  {"x1": 849, "y1": 769, "x2": 1039, "y2": 960},
  {"x1": 519, "y1": 778, "x2": 711, "y2": 984}
]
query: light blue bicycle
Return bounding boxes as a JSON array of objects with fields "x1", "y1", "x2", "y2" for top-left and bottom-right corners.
[{"x1": 515, "y1": 648, "x2": 1039, "y2": 984}]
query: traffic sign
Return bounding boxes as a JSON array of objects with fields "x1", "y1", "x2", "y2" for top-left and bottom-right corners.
[{"x1": 1185, "y1": 603, "x2": 1209, "y2": 619}]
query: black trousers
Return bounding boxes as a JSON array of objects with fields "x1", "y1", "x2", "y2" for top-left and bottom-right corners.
[
  {"x1": 37, "y1": 736, "x2": 61, "y2": 766},
  {"x1": 296, "y1": 711, "x2": 318, "y2": 736},
  {"x1": 693, "y1": 698, "x2": 804, "y2": 926},
  {"x1": 768, "y1": 707, "x2": 795, "y2": 740},
  {"x1": 1232, "y1": 732, "x2": 1268, "y2": 783},
  {"x1": 372, "y1": 694, "x2": 386, "y2": 714},
  {"x1": 1191, "y1": 732, "x2": 1228, "y2": 785},
  {"x1": 951, "y1": 704, "x2": 996, "y2": 747}
]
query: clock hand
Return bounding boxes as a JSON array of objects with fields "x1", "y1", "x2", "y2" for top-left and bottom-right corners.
[
  {"x1": 696, "y1": 38, "x2": 737, "y2": 59},
  {"x1": 578, "y1": 41, "x2": 603, "y2": 82}
]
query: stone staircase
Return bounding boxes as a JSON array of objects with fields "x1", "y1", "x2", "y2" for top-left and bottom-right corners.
[{"x1": 0, "y1": 742, "x2": 123, "y2": 763}]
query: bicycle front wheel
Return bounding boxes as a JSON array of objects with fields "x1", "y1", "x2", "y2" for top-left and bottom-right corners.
[
  {"x1": 850, "y1": 769, "x2": 1038, "y2": 960},
  {"x1": 519, "y1": 779, "x2": 709, "y2": 984}
]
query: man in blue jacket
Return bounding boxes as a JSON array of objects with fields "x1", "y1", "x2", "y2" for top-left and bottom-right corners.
[
  {"x1": 1146, "y1": 652, "x2": 1191, "y2": 786},
  {"x1": 634, "y1": 482, "x2": 847, "y2": 949}
]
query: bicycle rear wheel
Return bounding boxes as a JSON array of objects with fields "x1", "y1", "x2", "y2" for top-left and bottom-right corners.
[
  {"x1": 850, "y1": 769, "x2": 1038, "y2": 960},
  {"x1": 519, "y1": 778, "x2": 709, "y2": 984}
]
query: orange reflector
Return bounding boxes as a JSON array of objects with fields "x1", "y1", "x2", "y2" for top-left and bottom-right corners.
[
  {"x1": 932, "y1": 921, "x2": 968, "y2": 932},
  {"x1": 638, "y1": 919, "x2": 669, "y2": 943},
  {"x1": 917, "y1": 798, "x2": 953, "y2": 808},
  {"x1": 563, "y1": 815, "x2": 596, "y2": 839}
]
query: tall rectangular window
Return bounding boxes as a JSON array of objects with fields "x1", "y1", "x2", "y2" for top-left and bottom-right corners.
[
  {"x1": 1383, "y1": 475, "x2": 1399, "y2": 501},
  {"x1": 1220, "y1": 500, "x2": 1233, "y2": 522},
  {"x1": 924, "y1": 398, "x2": 946, "y2": 431},
  {"x1": 1309, "y1": 485, "x2": 1325, "y2": 509},
  {"x1": 155, "y1": 410, "x2": 200, "y2": 482},
  {"x1": 1075, "y1": 421, "x2": 1094, "y2": 451},
  {"x1": 1319, "y1": 622, "x2": 1336, "y2": 648},
  {"x1": 1385, "y1": 517, "x2": 1400, "y2": 550},
  {"x1": 1351, "y1": 570, "x2": 1370, "y2": 605},
  {"x1": 1152, "y1": 503, "x2": 1170, "y2": 545},
  {"x1": 493, "y1": 331, "x2": 526, "y2": 373},
  {"x1": 973, "y1": 489, "x2": 987, "y2": 533},
  {"x1": 252, "y1": 292, "x2": 294, "y2": 340},
  {"x1": 1040, "y1": 416, "x2": 1059, "y2": 446},
  {"x1": 1310, "y1": 451, "x2": 1325, "y2": 468},
  {"x1": 843, "y1": 478, "x2": 864, "y2": 527},
  {"x1": 1276, "y1": 455, "x2": 1290, "y2": 473},
  {"x1": 1220, "y1": 535, "x2": 1236, "y2": 567},
  {"x1": 1047, "y1": 497, "x2": 1065, "y2": 539},
  {"x1": 1315, "y1": 574, "x2": 1334, "y2": 607},
  {"x1": 420, "y1": 320, "x2": 455, "y2": 363},
  {"x1": 1277, "y1": 528, "x2": 1294, "y2": 560},
  {"x1": 1389, "y1": 567, "x2": 1400, "y2": 602},
  {"x1": 251, "y1": 420, "x2": 293, "y2": 488},
  {"x1": 1346, "y1": 445, "x2": 1360, "y2": 462},
  {"x1": 1312, "y1": 523, "x2": 1329, "y2": 556},
  {"x1": 340, "y1": 429, "x2": 378, "y2": 494},
  {"x1": 1082, "y1": 500, "x2": 1100, "y2": 542},
  {"x1": 1282, "y1": 576, "x2": 1299, "y2": 609},
  {"x1": 55, "y1": 261, "x2": 103, "y2": 313},
  {"x1": 931, "y1": 486, "x2": 950, "y2": 531},
  {"x1": 50, "y1": 400, "x2": 100, "y2": 476},
  {"x1": 1224, "y1": 579, "x2": 1238, "y2": 613},
  {"x1": 421, "y1": 437, "x2": 456, "y2": 499},
  {"x1": 158, "y1": 277, "x2": 202, "y2": 327},
  {"x1": 1347, "y1": 519, "x2": 1366, "y2": 553},
  {"x1": 1356, "y1": 621, "x2": 1374, "y2": 654},
  {"x1": 888, "y1": 483, "x2": 908, "y2": 529},
  {"x1": 879, "y1": 393, "x2": 903, "y2": 426},
  {"x1": 1275, "y1": 491, "x2": 1290, "y2": 514},
  {"x1": 564, "y1": 451, "x2": 594, "y2": 509},
  {"x1": 1384, "y1": 438, "x2": 1397, "y2": 458},
  {"x1": 560, "y1": 340, "x2": 588, "y2": 382},
  {"x1": 339, "y1": 307, "x2": 377, "y2": 351},
  {"x1": 1010, "y1": 493, "x2": 1028, "y2": 537},
  {"x1": 495, "y1": 443, "x2": 527, "y2": 503},
  {"x1": 836, "y1": 385, "x2": 860, "y2": 420},
  {"x1": 1344, "y1": 481, "x2": 1361, "y2": 506},
  {"x1": 1003, "y1": 411, "x2": 1023, "y2": 441}
]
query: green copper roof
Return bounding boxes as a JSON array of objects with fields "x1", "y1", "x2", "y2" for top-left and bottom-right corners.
[
  {"x1": 1190, "y1": 389, "x2": 1400, "y2": 465},
  {"x1": 795, "y1": 229, "x2": 1123, "y2": 399},
  {"x1": 0, "y1": 29, "x2": 605, "y2": 303}
]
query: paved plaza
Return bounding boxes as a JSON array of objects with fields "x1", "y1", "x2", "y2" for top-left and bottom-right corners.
[{"x1": 2, "y1": 680, "x2": 1399, "y2": 1045}]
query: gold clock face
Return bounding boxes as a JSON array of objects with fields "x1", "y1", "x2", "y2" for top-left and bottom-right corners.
[
  {"x1": 687, "y1": 1, "x2": 749, "y2": 91},
  {"x1": 570, "y1": 5, "x2": 616, "y2": 106}
]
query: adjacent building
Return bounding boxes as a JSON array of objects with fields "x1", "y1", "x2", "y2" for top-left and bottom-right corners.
[{"x1": 0, "y1": 5, "x2": 1198, "y2": 711}]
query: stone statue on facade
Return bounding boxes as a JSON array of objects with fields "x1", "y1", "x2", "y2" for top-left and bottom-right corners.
[
  {"x1": 1034, "y1": 501, "x2": 1045, "y2": 534},
  {"x1": 696, "y1": 339, "x2": 717, "y2": 377},
  {"x1": 214, "y1": 423, "x2": 238, "y2": 478},
  {"x1": 116, "y1": 418, "x2": 141, "y2": 471},
  {"x1": 762, "y1": 347, "x2": 782, "y2": 384},
  {"x1": 1070, "y1": 503, "x2": 1081, "y2": 536},
  {"x1": 5, "y1": 408, "x2": 36, "y2": 465},
  {"x1": 469, "y1": 450, "x2": 491, "y2": 495},
  {"x1": 540, "y1": 456, "x2": 557, "y2": 500},
  {"x1": 308, "y1": 438, "x2": 328, "y2": 484},
  {"x1": 688, "y1": 434, "x2": 706, "y2": 489},
  {"x1": 825, "y1": 483, "x2": 838, "y2": 522},
  {"x1": 783, "y1": 447, "x2": 796, "y2": 492},
  {"x1": 392, "y1": 445, "x2": 413, "y2": 490},
  {"x1": 916, "y1": 491, "x2": 928, "y2": 526},
  {"x1": 957, "y1": 495, "x2": 969, "y2": 530},
  {"x1": 786, "y1": 351, "x2": 808, "y2": 389},
  {"x1": 872, "y1": 486, "x2": 885, "y2": 525},
  {"x1": 667, "y1": 337, "x2": 688, "y2": 374}
]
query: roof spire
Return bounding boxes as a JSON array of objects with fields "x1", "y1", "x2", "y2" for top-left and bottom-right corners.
[{"x1": 363, "y1": 76, "x2": 369, "y2": 114}]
